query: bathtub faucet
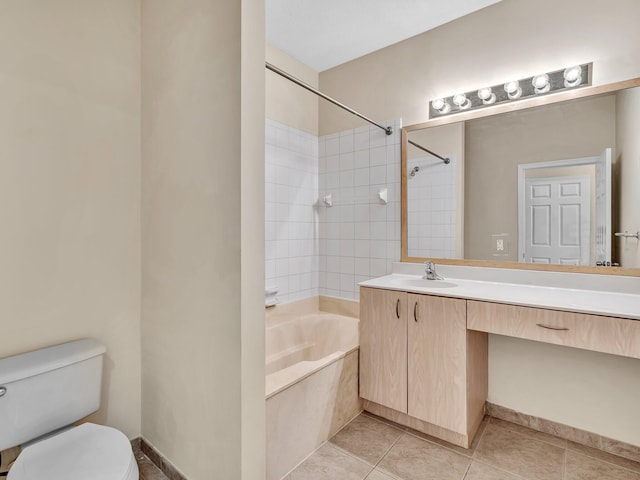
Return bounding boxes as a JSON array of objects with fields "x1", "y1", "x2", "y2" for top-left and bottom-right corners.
[{"x1": 424, "y1": 261, "x2": 444, "y2": 280}]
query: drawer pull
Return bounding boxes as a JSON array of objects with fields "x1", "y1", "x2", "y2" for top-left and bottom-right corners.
[
  {"x1": 414, "y1": 302, "x2": 418, "y2": 322},
  {"x1": 396, "y1": 299, "x2": 400, "y2": 319},
  {"x1": 536, "y1": 323, "x2": 569, "y2": 331}
]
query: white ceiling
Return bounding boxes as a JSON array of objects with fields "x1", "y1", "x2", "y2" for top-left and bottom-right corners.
[{"x1": 266, "y1": 0, "x2": 502, "y2": 72}]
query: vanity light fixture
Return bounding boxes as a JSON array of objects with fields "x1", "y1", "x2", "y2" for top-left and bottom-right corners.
[
  {"x1": 452, "y1": 93, "x2": 472, "y2": 110},
  {"x1": 564, "y1": 65, "x2": 583, "y2": 87},
  {"x1": 532, "y1": 73, "x2": 551, "y2": 94},
  {"x1": 432, "y1": 98, "x2": 451, "y2": 114},
  {"x1": 477, "y1": 87, "x2": 497, "y2": 105},
  {"x1": 428, "y1": 63, "x2": 591, "y2": 118},
  {"x1": 504, "y1": 80, "x2": 522, "y2": 100}
]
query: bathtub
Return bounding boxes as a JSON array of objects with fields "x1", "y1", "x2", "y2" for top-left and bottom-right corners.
[{"x1": 266, "y1": 304, "x2": 362, "y2": 480}]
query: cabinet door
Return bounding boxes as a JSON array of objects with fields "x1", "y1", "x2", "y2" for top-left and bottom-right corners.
[
  {"x1": 408, "y1": 293, "x2": 467, "y2": 433},
  {"x1": 359, "y1": 287, "x2": 407, "y2": 412}
]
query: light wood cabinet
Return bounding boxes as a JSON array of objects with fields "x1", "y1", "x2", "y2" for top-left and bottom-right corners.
[
  {"x1": 408, "y1": 293, "x2": 467, "y2": 433},
  {"x1": 467, "y1": 300, "x2": 640, "y2": 359},
  {"x1": 359, "y1": 287, "x2": 407, "y2": 412},
  {"x1": 359, "y1": 287, "x2": 488, "y2": 448}
]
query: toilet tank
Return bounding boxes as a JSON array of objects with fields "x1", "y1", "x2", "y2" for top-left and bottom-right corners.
[{"x1": 0, "y1": 339, "x2": 106, "y2": 451}]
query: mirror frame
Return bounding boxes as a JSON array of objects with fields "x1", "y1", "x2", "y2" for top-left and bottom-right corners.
[{"x1": 401, "y1": 77, "x2": 640, "y2": 276}]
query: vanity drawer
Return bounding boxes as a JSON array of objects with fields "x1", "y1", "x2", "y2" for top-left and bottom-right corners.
[{"x1": 467, "y1": 300, "x2": 640, "y2": 359}]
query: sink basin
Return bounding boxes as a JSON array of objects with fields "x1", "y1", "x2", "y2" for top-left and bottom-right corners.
[{"x1": 389, "y1": 277, "x2": 458, "y2": 289}]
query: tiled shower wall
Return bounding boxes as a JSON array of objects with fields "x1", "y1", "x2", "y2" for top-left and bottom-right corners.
[
  {"x1": 265, "y1": 118, "x2": 402, "y2": 304},
  {"x1": 406, "y1": 155, "x2": 458, "y2": 259},
  {"x1": 265, "y1": 119, "x2": 319, "y2": 304},
  {"x1": 318, "y1": 120, "x2": 402, "y2": 301}
]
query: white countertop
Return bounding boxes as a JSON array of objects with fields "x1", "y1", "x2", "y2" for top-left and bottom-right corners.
[{"x1": 359, "y1": 273, "x2": 640, "y2": 321}]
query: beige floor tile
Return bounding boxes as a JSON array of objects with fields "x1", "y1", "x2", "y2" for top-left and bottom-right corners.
[
  {"x1": 565, "y1": 450, "x2": 640, "y2": 480},
  {"x1": 464, "y1": 461, "x2": 524, "y2": 480},
  {"x1": 288, "y1": 443, "x2": 373, "y2": 480},
  {"x1": 408, "y1": 415, "x2": 490, "y2": 458},
  {"x1": 474, "y1": 424, "x2": 564, "y2": 480},
  {"x1": 378, "y1": 433, "x2": 471, "y2": 480},
  {"x1": 330, "y1": 413, "x2": 404, "y2": 464},
  {"x1": 366, "y1": 468, "x2": 400, "y2": 480},
  {"x1": 362, "y1": 411, "x2": 409, "y2": 432},
  {"x1": 567, "y1": 441, "x2": 640, "y2": 474},
  {"x1": 489, "y1": 417, "x2": 567, "y2": 448}
]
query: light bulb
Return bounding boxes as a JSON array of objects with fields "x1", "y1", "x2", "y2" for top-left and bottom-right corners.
[
  {"x1": 452, "y1": 93, "x2": 471, "y2": 110},
  {"x1": 432, "y1": 98, "x2": 451, "y2": 114},
  {"x1": 504, "y1": 80, "x2": 522, "y2": 100},
  {"x1": 532, "y1": 74, "x2": 550, "y2": 94},
  {"x1": 564, "y1": 65, "x2": 582, "y2": 87},
  {"x1": 477, "y1": 87, "x2": 496, "y2": 105}
]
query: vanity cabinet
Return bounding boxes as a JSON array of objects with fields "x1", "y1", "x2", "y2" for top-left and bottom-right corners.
[
  {"x1": 407, "y1": 293, "x2": 467, "y2": 433},
  {"x1": 359, "y1": 287, "x2": 488, "y2": 448},
  {"x1": 467, "y1": 300, "x2": 640, "y2": 359},
  {"x1": 359, "y1": 287, "x2": 407, "y2": 412}
]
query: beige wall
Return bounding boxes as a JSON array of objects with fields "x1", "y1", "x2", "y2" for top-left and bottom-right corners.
[
  {"x1": 0, "y1": 0, "x2": 141, "y2": 439},
  {"x1": 318, "y1": 0, "x2": 640, "y2": 446},
  {"x1": 266, "y1": 44, "x2": 319, "y2": 135},
  {"x1": 319, "y1": 0, "x2": 640, "y2": 135},
  {"x1": 242, "y1": 1, "x2": 267, "y2": 478},
  {"x1": 465, "y1": 94, "x2": 614, "y2": 261},
  {"x1": 616, "y1": 87, "x2": 640, "y2": 267},
  {"x1": 141, "y1": 1, "x2": 265, "y2": 479}
]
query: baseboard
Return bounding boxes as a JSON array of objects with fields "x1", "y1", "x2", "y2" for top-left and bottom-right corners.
[
  {"x1": 486, "y1": 402, "x2": 640, "y2": 463},
  {"x1": 131, "y1": 437, "x2": 189, "y2": 480}
]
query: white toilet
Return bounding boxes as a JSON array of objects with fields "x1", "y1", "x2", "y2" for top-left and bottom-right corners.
[{"x1": 0, "y1": 339, "x2": 139, "y2": 480}]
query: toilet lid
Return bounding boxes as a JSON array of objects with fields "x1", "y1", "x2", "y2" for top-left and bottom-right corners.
[{"x1": 8, "y1": 423, "x2": 137, "y2": 480}]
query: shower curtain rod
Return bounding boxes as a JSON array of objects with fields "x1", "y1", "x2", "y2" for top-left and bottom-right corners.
[
  {"x1": 266, "y1": 62, "x2": 392, "y2": 135},
  {"x1": 265, "y1": 62, "x2": 450, "y2": 164},
  {"x1": 407, "y1": 140, "x2": 450, "y2": 164}
]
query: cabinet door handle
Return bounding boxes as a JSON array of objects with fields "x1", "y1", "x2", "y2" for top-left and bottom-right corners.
[
  {"x1": 396, "y1": 299, "x2": 400, "y2": 319},
  {"x1": 536, "y1": 323, "x2": 569, "y2": 331},
  {"x1": 414, "y1": 302, "x2": 418, "y2": 322}
]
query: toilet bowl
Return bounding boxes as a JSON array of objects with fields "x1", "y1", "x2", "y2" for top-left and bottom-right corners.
[
  {"x1": 8, "y1": 423, "x2": 138, "y2": 480},
  {"x1": 0, "y1": 339, "x2": 139, "y2": 480}
]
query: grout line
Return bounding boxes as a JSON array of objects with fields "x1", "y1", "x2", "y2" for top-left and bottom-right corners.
[
  {"x1": 326, "y1": 413, "x2": 403, "y2": 479},
  {"x1": 368, "y1": 433, "x2": 405, "y2": 479},
  {"x1": 331, "y1": 409, "x2": 366, "y2": 437},
  {"x1": 470, "y1": 417, "x2": 491, "y2": 461},
  {"x1": 469, "y1": 459, "x2": 529, "y2": 480},
  {"x1": 461, "y1": 462, "x2": 472, "y2": 480},
  {"x1": 279, "y1": 439, "x2": 331, "y2": 479}
]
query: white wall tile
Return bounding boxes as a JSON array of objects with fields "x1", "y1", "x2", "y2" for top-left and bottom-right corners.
[
  {"x1": 317, "y1": 119, "x2": 402, "y2": 301},
  {"x1": 269, "y1": 118, "x2": 402, "y2": 304},
  {"x1": 354, "y1": 150, "x2": 370, "y2": 169},
  {"x1": 265, "y1": 119, "x2": 319, "y2": 304},
  {"x1": 339, "y1": 131, "x2": 354, "y2": 154},
  {"x1": 406, "y1": 154, "x2": 457, "y2": 259},
  {"x1": 325, "y1": 135, "x2": 339, "y2": 155},
  {"x1": 354, "y1": 129, "x2": 370, "y2": 151}
]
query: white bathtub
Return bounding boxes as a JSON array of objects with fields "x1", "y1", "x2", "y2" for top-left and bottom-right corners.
[
  {"x1": 265, "y1": 307, "x2": 362, "y2": 480},
  {"x1": 266, "y1": 312, "x2": 359, "y2": 398}
]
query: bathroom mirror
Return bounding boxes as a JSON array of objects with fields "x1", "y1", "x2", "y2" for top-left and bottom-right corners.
[{"x1": 401, "y1": 78, "x2": 640, "y2": 275}]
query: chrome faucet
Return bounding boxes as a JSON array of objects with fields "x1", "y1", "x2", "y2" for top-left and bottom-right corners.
[{"x1": 424, "y1": 261, "x2": 444, "y2": 280}]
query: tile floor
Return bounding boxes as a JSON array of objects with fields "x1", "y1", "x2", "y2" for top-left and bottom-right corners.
[{"x1": 285, "y1": 412, "x2": 640, "y2": 480}]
